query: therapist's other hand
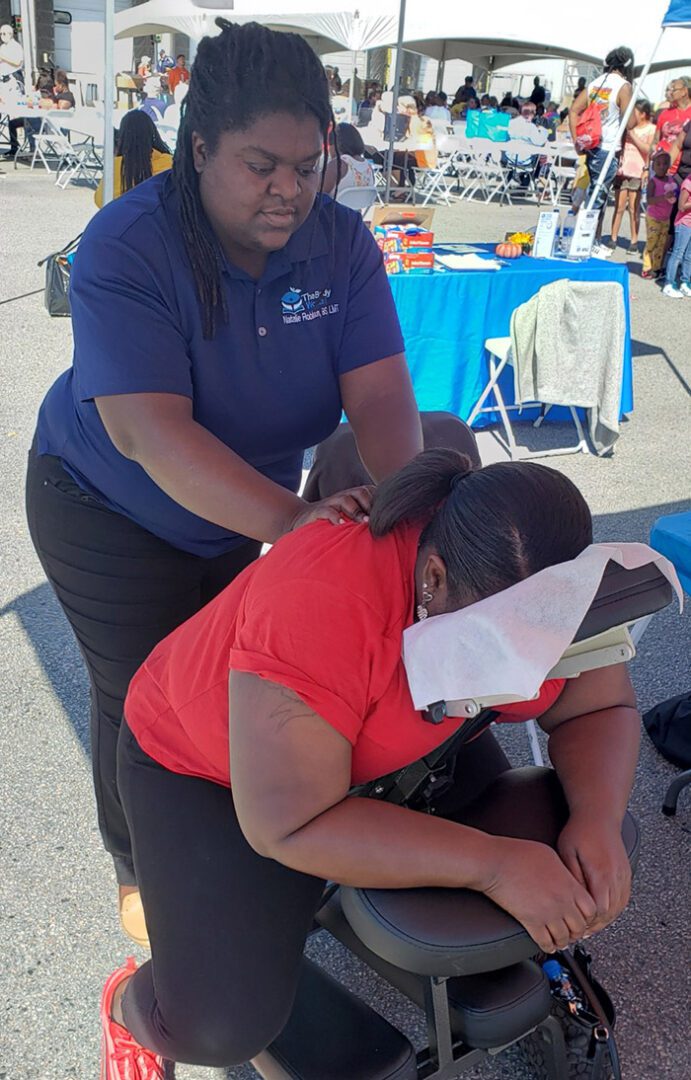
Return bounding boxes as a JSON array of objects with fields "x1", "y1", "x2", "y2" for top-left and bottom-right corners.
[
  {"x1": 482, "y1": 837, "x2": 597, "y2": 955},
  {"x1": 288, "y1": 486, "x2": 374, "y2": 531},
  {"x1": 557, "y1": 814, "x2": 631, "y2": 937}
]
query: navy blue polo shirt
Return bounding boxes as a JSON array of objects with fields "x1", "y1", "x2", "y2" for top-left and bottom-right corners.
[{"x1": 36, "y1": 172, "x2": 404, "y2": 557}]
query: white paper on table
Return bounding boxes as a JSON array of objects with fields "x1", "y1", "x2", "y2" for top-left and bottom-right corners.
[
  {"x1": 403, "y1": 543, "x2": 682, "y2": 711},
  {"x1": 434, "y1": 253, "x2": 503, "y2": 271}
]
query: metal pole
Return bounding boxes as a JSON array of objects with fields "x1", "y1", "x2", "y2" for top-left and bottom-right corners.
[
  {"x1": 18, "y1": 0, "x2": 36, "y2": 84},
  {"x1": 349, "y1": 48, "x2": 358, "y2": 122},
  {"x1": 586, "y1": 28, "x2": 666, "y2": 212},
  {"x1": 103, "y1": 0, "x2": 115, "y2": 205},
  {"x1": 435, "y1": 40, "x2": 446, "y2": 93},
  {"x1": 383, "y1": 0, "x2": 407, "y2": 204}
]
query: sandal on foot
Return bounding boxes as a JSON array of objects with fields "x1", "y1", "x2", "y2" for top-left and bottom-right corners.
[{"x1": 119, "y1": 890, "x2": 150, "y2": 950}]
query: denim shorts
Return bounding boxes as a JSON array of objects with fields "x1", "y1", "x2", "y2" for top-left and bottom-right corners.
[{"x1": 586, "y1": 146, "x2": 619, "y2": 210}]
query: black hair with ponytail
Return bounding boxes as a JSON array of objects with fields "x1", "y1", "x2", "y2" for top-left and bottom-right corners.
[
  {"x1": 172, "y1": 19, "x2": 338, "y2": 340},
  {"x1": 117, "y1": 110, "x2": 170, "y2": 195},
  {"x1": 604, "y1": 46, "x2": 635, "y2": 81},
  {"x1": 369, "y1": 449, "x2": 592, "y2": 604}
]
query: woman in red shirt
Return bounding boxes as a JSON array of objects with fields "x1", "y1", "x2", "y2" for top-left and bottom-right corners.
[{"x1": 101, "y1": 450, "x2": 640, "y2": 1079}]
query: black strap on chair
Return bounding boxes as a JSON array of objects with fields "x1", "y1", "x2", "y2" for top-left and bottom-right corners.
[{"x1": 349, "y1": 708, "x2": 500, "y2": 808}]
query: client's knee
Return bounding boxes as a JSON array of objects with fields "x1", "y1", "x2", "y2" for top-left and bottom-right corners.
[{"x1": 155, "y1": 1006, "x2": 289, "y2": 1068}]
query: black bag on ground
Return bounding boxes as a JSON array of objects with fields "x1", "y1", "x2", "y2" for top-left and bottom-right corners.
[
  {"x1": 643, "y1": 692, "x2": 691, "y2": 768},
  {"x1": 38, "y1": 232, "x2": 82, "y2": 317}
]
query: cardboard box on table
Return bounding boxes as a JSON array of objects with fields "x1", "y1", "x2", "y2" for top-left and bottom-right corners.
[{"x1": 371, "y1": 208, "x2": 436, "y2": 274}]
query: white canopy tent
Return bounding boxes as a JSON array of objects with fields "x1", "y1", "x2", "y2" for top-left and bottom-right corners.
[
  {"x1": 103, "y1": 0, "x2": 690, "y2": 203},
  {"x1": 379, "y1": 3, "x2": 690, "y2": 78},
  {"x1": 113, "y1": 0, "x2": 397, "y2": 55}
]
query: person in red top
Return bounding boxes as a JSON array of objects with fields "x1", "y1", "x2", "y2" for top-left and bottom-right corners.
[
  {"x1": 166, "y1": 53, "x2": 190, "y2": 95},
  {"x1": 100, "y1": 450, "x2": 641, "y2": 1078},
  {"x1": 651, "y1": 76, "x2": 691, "y2": 174}
]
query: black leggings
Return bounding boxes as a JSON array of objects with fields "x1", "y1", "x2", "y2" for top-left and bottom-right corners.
[
  {"x1": 25, "y1": 446, "x2": 261, "y2": 885},
  {"x1": 116, "y1": 719, "x2": 511, "y2": 1067}
]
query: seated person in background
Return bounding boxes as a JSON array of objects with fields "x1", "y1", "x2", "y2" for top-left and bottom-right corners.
[
  {"x1": 505, "y1": 101, "x2": 548, "y2": 186},
  {"x1": 99, "y1": 448, "x2": 640, "y2": 1075},
  {"x1": 425, "y1": 91, "x2": 452, "y2": 123},
  {"x1": 508, "y1": 101, "x2": 548, "y2": 146},
  {"x1": 52, "y1": 69, "x2": 75, "y2": 109},
  {"x1": 500, "y1": 93, "x2": 520, "y2": 117},
  {"x1": 535, "y1": 102, "x2": 558, "y2": 139},
  {"x1": 139, "y1": 76, "x2": 166, "y2": 120},
  {"x1": 94, "y1": 109, "x2": 171, "y2": 207},
  {"x1": 136, "y1": 55, "x2": 152, "y2": 79},
  {"x1": 324, "y1": 122, "x2": 375, "y2": 196},
  {"x1": 7, "y1": 73, "x2": 54, "y2": 154}
]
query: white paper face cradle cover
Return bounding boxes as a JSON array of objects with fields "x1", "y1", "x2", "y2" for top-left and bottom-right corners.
[{"x1": 402, "y1": 543, "x2": 683, "y2": 713}]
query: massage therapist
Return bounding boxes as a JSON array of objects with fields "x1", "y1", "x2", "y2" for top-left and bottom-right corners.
[{"x1": 25, "y1": 20, "x2": 422, "y2": 943}]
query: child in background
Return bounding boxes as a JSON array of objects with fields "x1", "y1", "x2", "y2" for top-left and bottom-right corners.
[
  {"x1": 642, "y1": 153, "x2": 677, "y2": 278},
  {"x1": 662, "y1": 171, "x2": 691, "y2": 297}
]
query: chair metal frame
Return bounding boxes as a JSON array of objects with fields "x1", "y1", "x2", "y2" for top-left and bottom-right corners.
[{"x1": 467, "y1": 335, "x2": 590, "y2": 460}]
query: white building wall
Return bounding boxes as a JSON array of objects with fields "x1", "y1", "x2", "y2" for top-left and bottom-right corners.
[{"x1": 56, "y1": 0, "x2": 132, "y2": 77}]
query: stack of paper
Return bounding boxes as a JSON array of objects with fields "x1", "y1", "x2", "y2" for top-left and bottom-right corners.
[{"x1": 434, "y1": 253, "x2": 503, "y2": 271}]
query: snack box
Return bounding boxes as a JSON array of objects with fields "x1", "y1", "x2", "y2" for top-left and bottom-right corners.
[
  {"x1": 384, "y1": 251, "x2": 436, "y2": 274},
  {"x1": 375, "y1": 225, "x2": 435, "y2": 253}
]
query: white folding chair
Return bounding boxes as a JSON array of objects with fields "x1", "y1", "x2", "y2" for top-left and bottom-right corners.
[
  {"x1": 411, "y1": 155, "x2": 457, "y2": 206},
  {"x1": 336, "y1": 185, "x2": 378, "y2": 214},
  {"x1": 540, "y1": 144, "x2": 577, "y2": 207},
  {"x1": 467, "y1": 332, "x2": 590, "y2": 461},
  {"x1": 460, "y1": 139, "x2": 506, "y2": 203},
  {"x1": 156, "y1": 122, "x2": 178, "y2": 153},
  {"x1": 29, "y1": 114, "x2": 78, "y2": 175},
  {"x1": 493, "y1": 138, "x2": 544, "y2": 204}
]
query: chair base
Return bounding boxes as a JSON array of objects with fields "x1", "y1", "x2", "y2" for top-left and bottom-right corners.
[{"x1": 253, "y1": 958, "x2": 417, "y2": 1080}]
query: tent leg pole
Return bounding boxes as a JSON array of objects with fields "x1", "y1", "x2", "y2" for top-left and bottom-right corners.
[
  {"x1": 384, "y1": 0, "x2": 407, "y2": 204},
  {"x1": 103, "y1": 0, "x2": 114, "y2": 205}
]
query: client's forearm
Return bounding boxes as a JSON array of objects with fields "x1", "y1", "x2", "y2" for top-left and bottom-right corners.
[
  {"x1": 268, "y1": 796, "x2": 505, "y2": 890},
  {"x1": 548, "y1": 707, "x2": 641, "y2": 825}
]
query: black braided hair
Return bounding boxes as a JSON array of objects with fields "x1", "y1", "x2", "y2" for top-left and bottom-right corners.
[
  {"x1": 116, "y1": 110, "x2": 170, "y2": 195},
  {"x1": 173, "y1": 19, "x2": 338, "y2": 340}
]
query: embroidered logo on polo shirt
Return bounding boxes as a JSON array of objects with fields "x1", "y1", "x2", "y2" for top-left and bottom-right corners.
[{"x1": 281, "y1": 285, "x2": 340, "y2": 325}]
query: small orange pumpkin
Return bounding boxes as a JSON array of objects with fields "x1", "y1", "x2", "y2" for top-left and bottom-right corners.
[{"x1": 495, "y1": 242, "x2": 522, "y2": 259}]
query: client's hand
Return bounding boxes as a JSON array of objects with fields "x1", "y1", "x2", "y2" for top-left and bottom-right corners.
[
  {"x1": 557, "y1": 813, "x2": 631, "y2": 938},
  {"x1": 482, "y1": 838, "x2": 597, "y2": 955},
  {"x1": 288, "y1": 487, "x2": 373, "y2": 531}
]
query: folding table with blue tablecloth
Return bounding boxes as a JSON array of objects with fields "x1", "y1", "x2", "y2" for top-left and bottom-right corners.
[{"x1": 387, "y1": 245, "x2": 633, "y2": 427}]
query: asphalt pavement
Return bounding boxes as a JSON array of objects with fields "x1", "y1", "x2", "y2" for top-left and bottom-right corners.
[{"x1": 1, "y1": 166, "x2": 690, "y2": 1080}]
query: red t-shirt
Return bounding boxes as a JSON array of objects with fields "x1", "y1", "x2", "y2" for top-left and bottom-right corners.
[
  {"x1": 167, "y1": 66, "x2": 190, "y2": 94},
  {"x1": 125, "y1": 521, "x2": 565, "y2": 788},
  {"x1": 656, "y1": 105, "x2": 691, "y2": 173}
]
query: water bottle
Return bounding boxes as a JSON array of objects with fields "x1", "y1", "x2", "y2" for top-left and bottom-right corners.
[
  {"x1": 542, "y1": 958, "x2": 581, "y2": 1015},
  {"x1": 559, "y1": 210, "x2": 577, "y2": 255}
]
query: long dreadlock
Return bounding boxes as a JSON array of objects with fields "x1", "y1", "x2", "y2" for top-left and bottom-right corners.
[
  {"x1": 117, "y1": 110, "x2": 170, "y2": 195},
  {"x1": 173, "y1": 19, "x2": 338, "y2": 340}
]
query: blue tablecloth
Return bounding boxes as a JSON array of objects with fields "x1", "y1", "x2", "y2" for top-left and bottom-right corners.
[{"x1": 388, "y1": 245, "x2": 633, "y2": 426}]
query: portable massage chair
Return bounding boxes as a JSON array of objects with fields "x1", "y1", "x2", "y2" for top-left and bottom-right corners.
[{"x1": 251, "y1": 559, "x2": 675, "y2": 1080}]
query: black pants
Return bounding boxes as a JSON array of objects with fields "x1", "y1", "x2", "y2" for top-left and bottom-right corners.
[
  {"x1": 25, "y1": 447, "x2": 261, "y2": 884},
  {"x1": 117, "y1": 718, "x2": 510, "y2": 1066}
]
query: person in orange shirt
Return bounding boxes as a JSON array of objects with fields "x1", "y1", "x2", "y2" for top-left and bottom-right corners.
[{"x1": 167, "y1": 53, "x2": 190, "y2": 95}]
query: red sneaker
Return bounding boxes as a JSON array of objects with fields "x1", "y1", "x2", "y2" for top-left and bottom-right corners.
[{"x1": 100, "y1": 957, "x2": 166, "y2": 1080}]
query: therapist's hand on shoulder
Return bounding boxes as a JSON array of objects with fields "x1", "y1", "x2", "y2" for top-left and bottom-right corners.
[{"x1": 288, "y1": 485, "x2": 373, "y2": 530}]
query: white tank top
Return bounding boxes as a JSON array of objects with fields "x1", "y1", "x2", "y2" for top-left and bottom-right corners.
[
  {"x1": 338, "y1": 155, "x2": 375, "y2": 193},
  {"x1": 587, "y1": 72, "x2": 627, "y2": 151}
]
